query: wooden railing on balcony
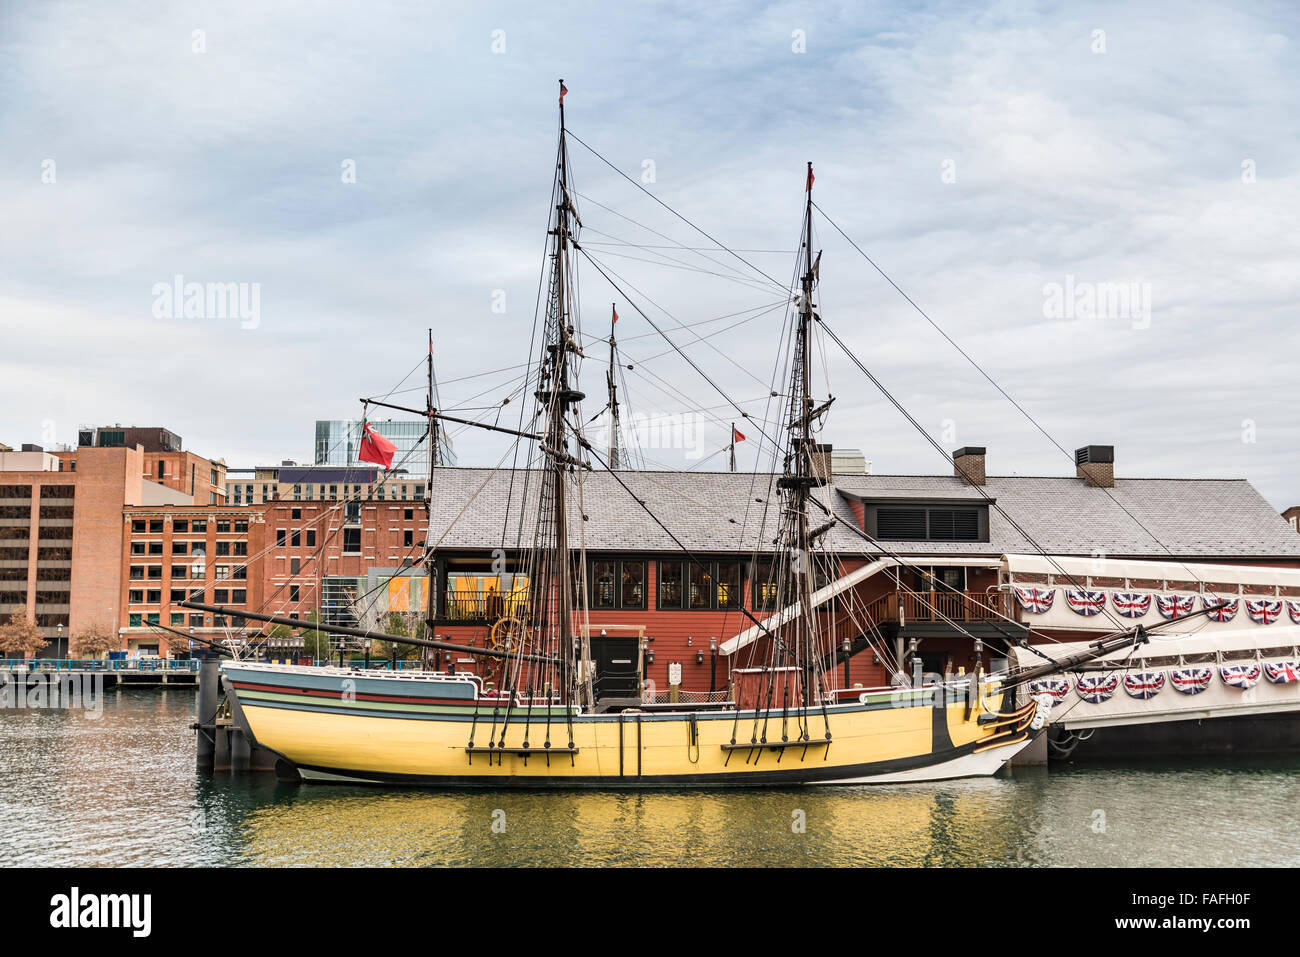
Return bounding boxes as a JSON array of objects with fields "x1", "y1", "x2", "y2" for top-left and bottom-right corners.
[{"x1": 859, "y1": 589, "x2": 1006, "y2": 625}]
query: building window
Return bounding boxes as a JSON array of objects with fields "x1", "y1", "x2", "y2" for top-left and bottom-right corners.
[
  {"x1": 658, "y1": 560, "x2": 742, "y2": 610},
  {"x1": 234, "y1": 520, "x2": 248, "y2": 533},
  {"x1": 149, "y1": 519, "x2": 163, "y2": 533},
  {"x1": 343, "y1": 528, "x2": 361, "y2": 554},
  {"x1": 277, "y1": 529, "x2": 286, "y2": 547},
  {"x1": 146, "y1": 590, "x2": 161, "y2": 604},
  {"x1": 172, "y1": 541, "x2": 188, "y2": 555},
  {"x1": 147, "y1": 566, "x2": 162, "y2": 580},
  {"x1": 174, "y1": 520, "x2": 188, "y2": 533},
  {"x1": 214, "y1": 589, "x2": 229, "y2": 604},
  {"x1": 131, "y1": 520, "x2": 146, "y2": 533},
  {"x1": 404, "y1": 508, "x2": 414, "y2": 520},
  {"x1": 868, "y1": 505, "x2": 984, "y2": 542},
  {"x1": 291, "y1": 507, "x2": 301, "y2": 520},
  {"x1": 129, "y1": 589, "x2": 144, "y2": 604},
  {"x1": 588, "y1": 559, "x2": 645, "y2": 610},
  {"x1": 290, "y1": 558, "x2": 300, "y2": 575},
  {"x1": 189, "y1": 614, "x2": 205, "y2": 628},
  {"x1": 157, "y1": 461, "x2": 165, "y2": 479},
  {"x1": 289, "y1": 584, "x2": 300, "y2": 602},
  {"x1": 215, "y1": 542, "x2": 231, "y2": 556},
  {"x1": 129, "y1": 613, "x2": 142, "y2": 627},
  {"x1": 290, "y1": 529, "x2": 300, "y2": 547},
  {"x1": 148, "y1": 542, "x2": 163, "y2": 555},
  {"x1": 305, "y1": 529, "x2": 316, "y2": 547},
  {"x1": 231, "y1": 590, "x2": 246, "y2": 605},
  {"x1": 192, "y1": 520, "x2": 206, "y2": 533},
  {"x1": 170, "y1": 613, "x2": 185, "y2": 627},
  {"x1": 233, "y1": 542, "x2": 247, "y2": 556},
  {"x1": 171, "y1": 565, "x2": 187, "y2": 579},
  {"x1": 216, "y1": 520, "x2": 230, "y2": 533},
  {"x1": 404, "y1": 530, "x2": 414, "y2": 547},
  {"x1": 215, "y1": 565, "x2": 230, "y2": 580},
  {"x1": 129, "y1": 566, "x2": 145, "y2": 580},
  {"x1": 170, "y1": 589, "x2": 187, "y2": 603}
]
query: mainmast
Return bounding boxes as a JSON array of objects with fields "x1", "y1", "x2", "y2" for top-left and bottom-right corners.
[
  {"x1": 532, "y1": 79, "x2": 591, "y2": 708},
  {"x1": 782, "y1": 162, "x2": 825, "y2": 705}
]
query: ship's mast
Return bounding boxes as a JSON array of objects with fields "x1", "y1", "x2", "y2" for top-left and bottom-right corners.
[
  {"x1": 607, "y1": 304, "x2": 621, "y2": 470},
  {"x1": 788, "y1": 162, "x2": 822, "y2": 704},
  {"x1": 533, "y1": 79, "x2": 591, "y2": 708},
  {"x1": 424, "y1": 328, "x2": 437, "y2": 660}
]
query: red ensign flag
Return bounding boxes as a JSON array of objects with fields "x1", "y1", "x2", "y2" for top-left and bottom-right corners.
[
  {"x1": 733, "y1": 427, "x2": 746, "y2": 443},
  {"x1": 358, "y1": 422, "x2": 397, "y2": 469}
]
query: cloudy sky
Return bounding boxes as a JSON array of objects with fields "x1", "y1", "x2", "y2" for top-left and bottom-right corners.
[{"x1": 2, "y1": 1, "x2": 1296, "y2": 507}]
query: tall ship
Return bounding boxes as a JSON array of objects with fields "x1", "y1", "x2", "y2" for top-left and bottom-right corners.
[{"x1": 189, "y1": 84, "x2": 1164, "y2": 786}]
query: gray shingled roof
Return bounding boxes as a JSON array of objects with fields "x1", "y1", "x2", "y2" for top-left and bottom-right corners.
[{"x1": 425, "y1": 467, "x2": 1300, "y2": 559}]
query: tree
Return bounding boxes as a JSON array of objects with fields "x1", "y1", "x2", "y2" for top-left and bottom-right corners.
[
  {"x1": 0, "y1": 614, "x2": 50, "y2": 659},
  {"x1": 375, "y1": 611, "x2": 421, "y2": 661},
  {"x1": 296, "y1": 611, "x2": 333, "y2": 661},
  {"x1": 71, "y1": 621, "x2": 119, "y2": 659}
]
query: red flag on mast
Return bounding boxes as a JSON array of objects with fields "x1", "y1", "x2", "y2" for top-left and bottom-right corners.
[
  {"x1": 732, "y1": 427, "x2": 746, "y2": 443},
  {"x1": 358, "y1": 422, "x2": 396, "y2": 469},
  {"x1": 559, "y1": 82, "x2": 569, "y2": 105},
  {"x1": 806, "y1": 166, "x2": 814, "y2": 191}
]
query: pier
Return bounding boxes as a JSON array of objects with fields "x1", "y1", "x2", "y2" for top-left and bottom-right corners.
[{"x1": 0, "y1": 658, "x2": 200, "y2": 687}]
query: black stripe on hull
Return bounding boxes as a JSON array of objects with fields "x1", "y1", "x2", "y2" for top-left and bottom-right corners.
[{"x1": 289, "y1": 736, "x2": 1001, "y2": 789}]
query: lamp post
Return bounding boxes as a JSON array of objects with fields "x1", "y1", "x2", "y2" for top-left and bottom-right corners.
[
  {"x1": 56, "y1": 623, "x2": 64, "y2": 660},
  {"x1": 842, "y1": 634, "x2": 851, "y2": 689},
  {"x1": 709, "y1": 636, "x2": 717, "y2": 693}
]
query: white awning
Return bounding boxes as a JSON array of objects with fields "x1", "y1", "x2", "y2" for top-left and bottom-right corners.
[
  {"x1": 1001, "y1": 553, "x2": 1300, "y2": 589},
  {"x1": 720, "y1": 556, "x2": 1001, "y2": 656},
  {"x1": 1010, "y1": 625, "x2": 1300, "y2": 668}
]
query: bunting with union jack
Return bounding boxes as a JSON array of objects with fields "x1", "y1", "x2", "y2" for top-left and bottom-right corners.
[
  {"x1": 1064, "y1": 588, "x2": 1107, "y2": 616},
  {"x1": 1170, "y1": 666, "x2": 1212, "y2": 695},
  {"x1": 1289, "y1": 600, "x2": 1300, "y2": 624},
  {"x1": 1014, "y1": 586, "x2": 1056, "y2": 614},
  {"x1": 1122, "y1": 670, "x2": 1165, "y2": 699},
  {"x1": 1220, "y1": 663, "x2": 1261, "y2": 690},
  {"x1": 1112, "y1": 592, "x2": 1152, "y2": 618},
  {"x1": 1075, "y1": 673, "x2": 1118, "y2": 703},
  {"x1": 1202, "y1": 596, "x2": 1239, "y2": 623},
  {"x1": 1028, "y1": 676, "x2": 1070, "y2": 701},
  {"x1": 1156, "y1": 594, "x2": 1196, "y2": 619},
  {"x1": 1264, "y1": 660, "x2": 1300, "y2": 684},
  {"x1": 1245, "y1": 598, "x2": 1282, "y2": 625}
]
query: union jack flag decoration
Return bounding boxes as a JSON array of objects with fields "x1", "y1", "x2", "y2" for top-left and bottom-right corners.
[
  {"x1": 1064, "y1": 588, "x2": 1107, "y2": 617},
  {"x1": 1156, "y1": 594, "x2": 1196, "y2": 620},
  {"x1": 1122, "y1": 670, "x2": 1165, "y2": 699},
  {"x1": 1289, "y1": 600, "x2": 1300, "y2": 625},
  {"x1": 1014, "y1": 586, "x2": 1056, "y2": 614},
  {"x1": 1028, "y1": 677, "x2": 1070, "y2": 701},
  {"x1": 1220, "y1": 663, "x2": 1261, "y2": 690},
  {"x1": 1264, "y1": 660, "x2": 1300, "y2": 684},
  {"x1": 1075, "y1": 673, "x2": 1118, "y2": 703},
  {"x1": 1245, "y1": 598, "x2": 1282, "y2": 625},
  {"x1": 1202, "y1": 596, "x2": 1239, "y2": 623},
  {"x1": 1170, "y1": 666, "x2": 1212, "y2": 695},
  {"x1": 1112, "y1": 592, "x2": 1152, "y2": 618}
]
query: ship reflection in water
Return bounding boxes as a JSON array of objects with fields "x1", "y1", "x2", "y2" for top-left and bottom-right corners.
[{"x1": 1, "y1": 690, "x2": 1298, "y2": 867}]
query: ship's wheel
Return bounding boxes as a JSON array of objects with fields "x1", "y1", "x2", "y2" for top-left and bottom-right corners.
[{"x1": 479, "y1": 617, "x2": 528, "y2": 692}]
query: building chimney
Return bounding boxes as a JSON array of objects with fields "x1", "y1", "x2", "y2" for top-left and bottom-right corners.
[
  {"x1": 952, "y1": 447, "x2": 986, "y2": 486},
  {"x1": 1075, "y1": 445, "x2": 1115, "y2": 488}
]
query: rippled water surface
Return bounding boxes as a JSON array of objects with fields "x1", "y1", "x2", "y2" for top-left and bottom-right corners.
[{"x1": 2, "y1": 689, "x2": 1298, "y2": 866}]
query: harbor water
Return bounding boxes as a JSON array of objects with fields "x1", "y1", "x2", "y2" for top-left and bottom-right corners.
[{"x1": 2, "y1": 689, "x2": 1298, "y2": 867}]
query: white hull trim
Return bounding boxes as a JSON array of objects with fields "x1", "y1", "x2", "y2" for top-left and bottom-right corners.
[{"x1": 818, "y1": 737, "x2": 1033, "y2": 785}]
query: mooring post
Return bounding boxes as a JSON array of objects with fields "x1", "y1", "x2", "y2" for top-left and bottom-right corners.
[
  {"x1": 196, "y1": 651, "x2": 220, "y2": 770},
  {"x1": 230, "y1": 726, "x2": 251, "y2": 773}
]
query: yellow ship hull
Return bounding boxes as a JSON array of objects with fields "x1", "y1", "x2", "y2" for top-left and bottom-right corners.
[{"x1": 224, "y1": 663, "x2": 1037, "y2": 786}]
